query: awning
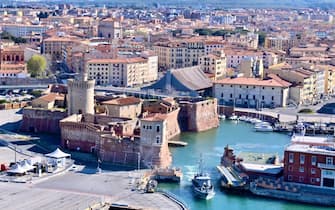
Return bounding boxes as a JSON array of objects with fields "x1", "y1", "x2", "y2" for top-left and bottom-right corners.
[{"x1": 45, "y1": 148, "x2": 71, "y2": 159}]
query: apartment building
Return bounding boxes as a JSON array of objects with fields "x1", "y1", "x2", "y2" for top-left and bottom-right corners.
[
  {"x1": 213, "y1": 75, "x2": 291, "y2": 108},
  {"x1": 98, "y1": 18, "x2": 123, "y2": 40},
  {"x1": 225, "y1": 33, "x2": 259, "y2": 49},
  {"x1": 264, "y1": 36, "x2": 296, "y2": 51},
  {"x1": 268, "y1": 63, "x2": 326, "y2": 105},
  {"x1": 86, "y1": 56, "x2": 158, "y2": 87},
  {"x1": 198, "y1": 50, "x2": 227, "y2": 80},
  {"x1": 2, "y1": 24, "x2": 49, "y2": 37},
  {"x1": 283, "y1": 136, "x2": 335, "y2": 188},
  {"x1": 153, "y1": 38, "x2": 225, "y2": 70},
  {"x1": 224, "y1": 48, "x2": 262, "y2": 69},
  {"x1": 42, "y1": 36, "x2": 80, "y2": 63}
]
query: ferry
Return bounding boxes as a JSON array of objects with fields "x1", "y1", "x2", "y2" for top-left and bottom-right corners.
[{"x1": 192, "y1": 156, "x2": 215, "y2": 200}]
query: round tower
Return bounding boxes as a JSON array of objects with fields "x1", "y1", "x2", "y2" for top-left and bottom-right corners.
[{"x1": 67, "y1": 73, "x2": 95, "y2": 115}]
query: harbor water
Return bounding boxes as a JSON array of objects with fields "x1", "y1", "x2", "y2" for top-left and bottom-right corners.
[{"x1": 160, "y1": 120, "x2": 330, "y2": 210}]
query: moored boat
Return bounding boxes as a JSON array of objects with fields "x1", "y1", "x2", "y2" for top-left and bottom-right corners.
[{"x1": 254, "y1": 122, "x2": 273, "y2": 132}]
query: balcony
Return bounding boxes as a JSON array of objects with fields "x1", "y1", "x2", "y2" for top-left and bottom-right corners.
[{"x1": 318, "y1": 163, "x2": 335, "y2": 170}]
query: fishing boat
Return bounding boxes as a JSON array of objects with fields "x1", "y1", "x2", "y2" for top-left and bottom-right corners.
[
  {"x1": 254, "y1": 122, "x2": 273, "y2": 132},
  {"x1": 192, "y1": 156, "x2": 215, "y2": 200}
]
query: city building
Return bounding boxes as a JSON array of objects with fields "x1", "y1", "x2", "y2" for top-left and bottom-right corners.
[
  {"x1": 283, "y1": 136, "x2": 335, "y2": 188},
  {"x1": 101, "y1": 96, "x2": 142, "y2": 119},
  {"x1": 98, "y1": 18, "x2": 123, "y2": 40},
  {"x1": 213, "y1": 75, "x2": 291, "y2": 108},
  {"x1": 2, "y1": 24, "x2": 49, "y2": 37},
  {"x1": 86, "y1": 55, "x2": 158, "y2": 87},
  {"x1": 198, "y1": 50, "x2": 227, "y2": 80}
]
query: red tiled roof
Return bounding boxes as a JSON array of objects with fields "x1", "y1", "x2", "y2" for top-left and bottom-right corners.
[
  {"x1": 102, "y1": 97, "x2": 141, "y2": 106},
  {"x1": 214, "y1": 77, "x2": 291, "y2": 88}
]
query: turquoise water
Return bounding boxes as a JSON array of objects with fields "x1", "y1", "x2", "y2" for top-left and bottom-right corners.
[{"x1": 160, "y1": 121, "x2": 331, "y2": 210}]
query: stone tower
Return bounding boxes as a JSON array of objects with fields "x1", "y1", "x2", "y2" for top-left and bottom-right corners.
[{"x1": 67, "y1": 73, "x2": 95, "y2": 115}]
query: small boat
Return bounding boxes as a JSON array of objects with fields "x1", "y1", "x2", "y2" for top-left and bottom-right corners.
[
  {"x1": 238, "y1": 116, "x2": 247, "y2": 121},
  {"x1": 218, "y1": 115, "x2": 226, "y2": 120},
  {"x1": 249, "y1": 118, "x2": 263, "y2": 124},
  {"x1": 228, "y1": 115, "x2": 238, "y2": 120},
  {"x1": 254, "y1": 122, "x2": 273, "y2": 132},
  {"x1": 192, "y1": 156, "x2": 215, "y2": 200}
]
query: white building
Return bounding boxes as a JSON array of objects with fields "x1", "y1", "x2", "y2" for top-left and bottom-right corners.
[
  {"x1": 213, "y1": 76, "x2": 291, "y2": 108},
  {"x1": 2, "y1": 24, "x2": 49, "y2": 37}
]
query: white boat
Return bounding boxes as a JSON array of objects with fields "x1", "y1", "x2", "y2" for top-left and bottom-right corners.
[
  {"x1": 218, "y1": 115, "x2": 226, "y2": 120},
  {"x1": 192, "y1": 156, "x2": 215, "y2": 200},
  {"x1": 238, "y1": 116, "x2": 247, "y2": 121},
  {"x1": 250, "y1": 118, "x2": 263, "y2": 124},
  {"x1": 254, "y1": 122, "x2": 273, "y2": 132},
  {"x1": 228, "y1": 115, "x2": 238, "y2": 120}
]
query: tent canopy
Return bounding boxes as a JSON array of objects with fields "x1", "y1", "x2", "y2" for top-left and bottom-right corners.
[
  {"x1": 21, "y1": 160, "x2": 35, "y2": 171},
  {"x1": 45, "y1": 148, "x2": 71, "y2": 159}
]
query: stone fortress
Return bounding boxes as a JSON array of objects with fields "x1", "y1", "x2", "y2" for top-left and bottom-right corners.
[{"x1": 21, "y1": 73, "x2": 219, "y2": 168}]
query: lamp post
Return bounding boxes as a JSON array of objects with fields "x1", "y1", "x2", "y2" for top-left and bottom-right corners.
[{"x1": 137, "y1": 152, "x2": 140, "y2": 171}]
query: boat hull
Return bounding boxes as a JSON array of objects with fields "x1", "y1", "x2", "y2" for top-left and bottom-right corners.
[{"x1": 192, "y1": 187, "x2": 215, "y2": 200}]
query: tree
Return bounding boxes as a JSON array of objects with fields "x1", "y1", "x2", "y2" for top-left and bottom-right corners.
[{"x1": 27, "y1": 55, "x2": 47, "y2": 78}]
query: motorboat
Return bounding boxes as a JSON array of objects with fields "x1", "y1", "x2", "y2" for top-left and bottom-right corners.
[
  {"x1": 192, "y1": 156, "x2": 215, "y2": 200},
  {"x1": 254, "y1": 122, "x2": 273, "y2": 132},
  {"x1": 228, "y1": 115, "x2": 238, "y2": 120},
  {"x1": 249, "y1": 118, "x2": 263, "y2": 124},
  {"x1": 218, "y1": 115, "x2": 226, "y2": 120}
]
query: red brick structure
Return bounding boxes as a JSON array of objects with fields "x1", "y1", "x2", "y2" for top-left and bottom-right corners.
[
  {"x1": 178, "y1": 98, "x2": 219, "y2": 132},
  {"x1": 20, "y1": 108, "x2": 67, "y2": 133},
  {"x1": 283, "y1": 136, "x2": 335, "y2": 188}
]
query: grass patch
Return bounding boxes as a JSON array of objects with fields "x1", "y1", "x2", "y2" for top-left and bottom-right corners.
[{"x1": 298, "y1": 108, "x2": 314, "y2": 114}]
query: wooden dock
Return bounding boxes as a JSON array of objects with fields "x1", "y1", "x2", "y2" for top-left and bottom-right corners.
[{"x1": 168, "y1": 141, "x2": 188, "y2": 147}]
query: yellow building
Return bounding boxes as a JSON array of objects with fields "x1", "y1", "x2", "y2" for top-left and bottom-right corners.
[
  {"x1": 101, "y1": 96, "x2": 142, "y2": 119},
  {"x1": 198, "y1": 50, "x2": 227, "y2": 80}
]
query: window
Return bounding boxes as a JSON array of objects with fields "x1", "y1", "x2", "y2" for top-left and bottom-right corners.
[
  {"x1": 311, "y1": 178, "x2": 315, "y2": 184},
  {"x1": 299, "y1": 166, "x2": 304, "y2": 173},
  {"x1": 289, "y1": 153, "x2": 294, "y2": 163},
  {"x1": 311, "y1": 168, "x2": 316, "y2": 174},
  {"x1": 230, "y1": 94, "x2": 233, "y2": 98},
  {"x1": 239, "y1": 94, "x2": 241, "y2": 99},
  {"x1": 299, "y1": 176, "x2": 304, "y2": 182},
  {"x1": 156, "y1": 126, "x2": 160, "y2": 133},
  {"x1": 288, "y1": 175, "x2": 293, "y2": 181},
  {"x1": 311, "y1": 156, "x2": 317, "y2": 165},
  {"x1": 288, "y1": 165, "x2": 293, "y2": 171},
  {"x1": 262, "y1": 95, "x2": 264, "y2": 100},
  {"x1": 253, "y1": 95, "x2": 256, "y2": 100},
  {"x1": 326, "y1": 157, "x2": 333, "y2": 165},
  {"x1": 221, "y1": 93, "x2": 224, "y2": 98},
  {"x1": 300, "y1": 154, "x2": 305, "y2": 164},
  {"x1": 271, "y1": 96, "x2": 274, "y2": 101},
  {"x1": 156, "y1": 136, "x2": 160, "y2": 144}
]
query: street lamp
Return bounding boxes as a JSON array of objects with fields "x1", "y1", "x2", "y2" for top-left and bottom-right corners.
[{"x1": 137, "y1": 152, "x2": 140, "y2": 171}]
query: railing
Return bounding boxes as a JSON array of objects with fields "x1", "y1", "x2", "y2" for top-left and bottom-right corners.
[
  {"x1": 156, "y1": 188, "x2": 190, "y2": 210},
  {"x1": 318, "y1": 163, "x2": 335, "y2": 170}
]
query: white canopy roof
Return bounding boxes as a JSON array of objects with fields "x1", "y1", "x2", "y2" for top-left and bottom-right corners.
[
  {"x1": 45, "y1": 148, "x2": 71, "y2": 159},
  {"x1": 8, "y1": 164, "x2": 26, "y2": 174}
]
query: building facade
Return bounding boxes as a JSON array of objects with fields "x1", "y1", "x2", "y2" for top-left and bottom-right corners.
[
  {"x1": 86, "y1": 56, "x2": 158, "y2": 87},
  {"x1": 213, "y1": 76, "x2": 291, "y2": 108}
]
